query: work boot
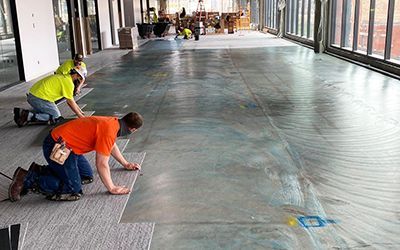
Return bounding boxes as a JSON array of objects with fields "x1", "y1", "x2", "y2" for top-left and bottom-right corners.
[
  {"x1": 81, "y1": 176, "x2": 93, "y2": 185},
  {"x1": 49, "y1": 116, "x2": 65, "y2": 126},
  {"x1": 15, "y1": 109, "x2": 30, "y2": 127},
  {"x1": 13, "y1": 108, "x2": 20, "y2": 125},
  {"x1": 23, "y1": 162, "x2": 46, "y2": 193},
  {"x1": 46, "y1": 193, "x2": 81, "y2": 201},
  {"x1": 28, "y1": 162, "x2": 43, "y2": 173},
  {"x1": 9, "y1": 167, "x2": 28, "y2": 202}
]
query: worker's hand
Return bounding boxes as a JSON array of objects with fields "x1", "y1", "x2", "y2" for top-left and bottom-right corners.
[
  {"x1": 124, "y1": 162, "x2": 141, "y2": 171},
  {"x1": 77, "y1": 111, "x2": 85, "y2": 118},
  {"x1": 109, "y1": 186, "x2": 130, "y2": 195}
]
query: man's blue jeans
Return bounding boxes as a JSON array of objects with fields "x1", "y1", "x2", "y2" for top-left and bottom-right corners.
[
  {"x1": 27, "y1": 93, "x2": 61, "y2": 122},
  {"x1": 24, "y1": 134, "x2": 93, "y2": 195}
]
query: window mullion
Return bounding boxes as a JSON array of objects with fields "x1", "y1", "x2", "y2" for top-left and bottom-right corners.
[
  {"x1": 307, "y1": 0, "x2": 311, "y2": 37},
  {"x1": 341, "y1": 0, "x2": 348, "y2": 47},
  {"x1": 353, "y1": 0, "x2": 360, "y2": 51},
  {"x1": 385, "y1": 0, "x2": 395, "y2": 60}
]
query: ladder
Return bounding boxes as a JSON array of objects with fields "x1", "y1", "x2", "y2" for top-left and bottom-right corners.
[{"x1": 196, "y1": 0, "x2": 206, "y2": 22}]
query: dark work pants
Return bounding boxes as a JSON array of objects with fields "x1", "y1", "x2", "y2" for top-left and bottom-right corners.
[{"x1": 24, "y1": 134, "x2": 93, "y2": 195}]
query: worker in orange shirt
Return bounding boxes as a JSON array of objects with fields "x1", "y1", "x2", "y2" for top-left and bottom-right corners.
[{"x1": 9, "y1": 112, "x2": 143, "y2": 201}]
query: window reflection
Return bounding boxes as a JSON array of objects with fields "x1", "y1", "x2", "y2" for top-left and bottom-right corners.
[
  {"x1": 343, "y1": 0, "x2": 355, "y2": 49},
  {"x1": 357, "y1": 0, "x2": 370, "y2": 53},
  {"x1": 372, "y1": 0, "x2": 389, "y2": 57},
  {"x1": 333, "y1": 0, "x2": 343, "y2": 46},
  {"x1": 391, "y1": 1, "x2": 400, "y2": 61},
  {"x1": 303, "y1": 0, "x2": 309, "y2": 37},
  {"x1": 309, "y1": 0, "x2": 315, "y2": 39},
  {"x1": 0, "y1": 0, "x2": 19, "y2": 87},
  {"x1": 297, "y1": 0, "x2": 303, "y2": 35},
  {"x1": 86, "y1": 0, "x2": 99, "y2": 52},
  {"x1": 53, "y1": 0, "x2": 72, "y2": 62}
]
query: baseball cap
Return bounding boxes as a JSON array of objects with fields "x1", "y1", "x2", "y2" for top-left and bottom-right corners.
[{"x1": 74, "y1": 54, "x2": 84, "y2": 62}]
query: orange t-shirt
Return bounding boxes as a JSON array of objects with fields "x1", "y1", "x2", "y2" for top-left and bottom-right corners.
[{"x1": 51, "y1": 116, "x2": 120, "y2": 156}]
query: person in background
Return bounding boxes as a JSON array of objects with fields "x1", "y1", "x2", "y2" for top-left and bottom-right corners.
[
  {"x1": 175, "y1": 27, "x2": 192, "y2": 40},
  {"x1": 56, "y1": 54, "x2": 87, "y2": 95},
  {"x1": 13, "y1": 67, "x2": 86, "y2": 127}
]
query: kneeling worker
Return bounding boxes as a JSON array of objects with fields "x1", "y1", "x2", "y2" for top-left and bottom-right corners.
[
  {"x1": 13, "y1": 67, "x2": 86, "y2": 127},
  {"x1": 56, "y1": 54, "x2": 87, "y2": 95},
  {"x1": 8, "y1": 112, "x2": 143, "y2": 201},
  {"x1": 175, "y1": 27, "x2": 192, "y2": 39}
]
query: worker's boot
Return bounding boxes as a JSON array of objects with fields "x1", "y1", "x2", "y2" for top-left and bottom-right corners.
[
  {"x1": 9, "y1": 167, "x2": 28, "y2": 202},
  {"x1": 23, "y1": 162, "x2": 45, "y2": 194},
  {"x1": 29, "y1": 113, "x2": 50, "y2": 126},
  {"x1": 81, "y1": 176, "x2": 93, "y2": 185},
  {"x1": 49, "y1": 116, "x2": 65, "y2": 126},
  {"x1": 46, "y1": 193, "x2": 81, "y2": 201},
  {"x1": 13, "y1": 108, "x2": 30, "y2": 127}
]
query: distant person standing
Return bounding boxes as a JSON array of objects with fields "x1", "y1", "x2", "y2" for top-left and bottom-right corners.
[
  {"x1": 179, "y1": 7, "x2": 186, "y2": 19},
  {"x1": 56, "y1": 54, "x2": 87, "y2": 95}
]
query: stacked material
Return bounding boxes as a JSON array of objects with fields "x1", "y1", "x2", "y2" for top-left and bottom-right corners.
[{"x1": 118, "y1": 27, "x2": 139, "y2": 49}]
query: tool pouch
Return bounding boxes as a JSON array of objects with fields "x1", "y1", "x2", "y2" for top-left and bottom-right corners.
[{"x1": 50, "y1": 138, "x2": 71, "y2": 165}]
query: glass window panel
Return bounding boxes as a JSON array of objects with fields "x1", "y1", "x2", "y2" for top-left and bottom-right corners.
[
  {"x1": 343, "y1": 0, "x2": 355, "y2": 49},
  {"x1": 333, "y1": 0, "x2": 343, "y2": 45},
  {"x1": 372, "y1": 0, "x2": 389, "y2": 56},
  {"x1": 297, "y1": 0, "x2": 302, "y2": 35},
  {"x1": 167, "y1": 0, "x2": 239, "y2": 14},
  {"x1": 303, "y1": 0, "x2": 308, "y2": 37},
  {"x1": 391, "y1": 0, "x2": 400, "y2": 61},
  {"x1": 86, "y1": 0, "x2": 99, "y2": 52},
  {"x1": 0, "y1": 0, "x2": 19, "y2": 87},
  {"x1": 290, "y1": 0, "x2": 297, "y2": 33},
  {"x1": 357, "y1": 0, "x2": 370, "y2": 53},
  {"x1": 272, "y1": 0, "x2": 276, "y2": 28},
  {"x1": 53, "y1": 0, "x2": 72, "y2": 62},
  {"x1": 309, "y1": 0, "x2": 315, "y2": 39},
  {"x1": 287, "y1": 0, "x2": 292, "y2": 32}
]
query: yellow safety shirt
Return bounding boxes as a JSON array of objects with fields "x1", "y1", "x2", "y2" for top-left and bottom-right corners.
[
  {"x1": 29, "y1": 74, "x2": 74, "y2": 102},
  {"x1": 56, "y1": 59, "x2": 87, "y2": 75},
  {"x1": 180, "y1": 28, "x2": 192, "y2": 37}
]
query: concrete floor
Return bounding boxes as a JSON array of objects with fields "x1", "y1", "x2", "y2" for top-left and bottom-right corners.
[{"x1": 82, "y1": 32, "x2": 400, "y2": 249}]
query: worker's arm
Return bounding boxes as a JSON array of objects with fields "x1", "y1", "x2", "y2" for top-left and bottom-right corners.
[
  {"x1": 96, "y1": 152, "x2": 130, "y2": 194},
  {"x1": 110, "y1": 143, "x2": 141, "y2": 171},
  {"x1": 66, "y1": 98, "x2": 85, "y2": 118},
  {"x1": 74, "y1": 80, "x2": 85, "y2": 95}
]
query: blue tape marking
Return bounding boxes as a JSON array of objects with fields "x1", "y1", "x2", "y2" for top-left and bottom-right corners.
[{"x1": 297, "y1": 216, "x2": 330, "y2": 228}]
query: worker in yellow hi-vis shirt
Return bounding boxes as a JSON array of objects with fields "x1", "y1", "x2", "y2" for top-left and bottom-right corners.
[
  {"x1": 175, "y1": 27, "x2": 192, "y2": 39},
  {"x1": 56, "y1": 54, "x2": 87, "y2": 95},
  {"x1": 13, "y1": 67, "x2": 86, "y2": 127}
]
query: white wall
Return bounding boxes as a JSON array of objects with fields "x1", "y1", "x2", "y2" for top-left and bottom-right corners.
[
  {"x1": 98, "y1": 0, "x2": 112, "y2": 49},
  {"x1": 15, "y1": 0, "x2": 59, "y2": 81}
]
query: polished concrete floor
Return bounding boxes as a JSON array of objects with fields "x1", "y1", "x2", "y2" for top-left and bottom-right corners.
[{"x1": 82, "y1": 32, "x2": 400, "y2": 249}]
